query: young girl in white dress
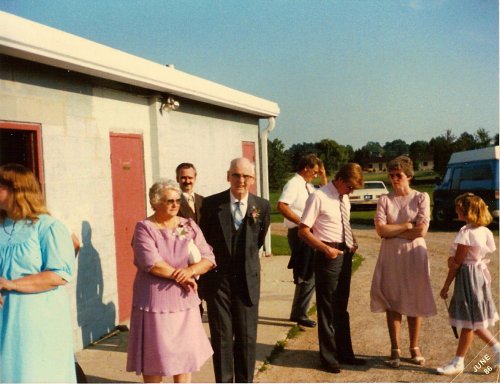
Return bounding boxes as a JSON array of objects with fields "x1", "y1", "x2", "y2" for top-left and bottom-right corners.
[{"x1": 437, "y1": 193, "x2": 500, "y2": 375}]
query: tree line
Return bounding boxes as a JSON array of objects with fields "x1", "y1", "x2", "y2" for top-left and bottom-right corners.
[{"x1": 268, "y1": 128, "x2": 499, "y2": 191}]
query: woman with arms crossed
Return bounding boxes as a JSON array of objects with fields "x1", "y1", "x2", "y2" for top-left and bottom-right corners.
[{"x1": 370, "y1": 156, "x2": 437, "y2": 368}]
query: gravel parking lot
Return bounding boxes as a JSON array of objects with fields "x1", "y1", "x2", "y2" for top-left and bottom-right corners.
[{"x1": 256, "y1": 224, "x2": 499, "y2": 383}]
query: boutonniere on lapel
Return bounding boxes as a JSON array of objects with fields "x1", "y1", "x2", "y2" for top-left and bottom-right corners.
[
  {"x1": 248, "y1": 206, "x2": 260, "y2": 224},
  {"x1": 175, "y1": 224, "x2": 189, "y2": 239}
]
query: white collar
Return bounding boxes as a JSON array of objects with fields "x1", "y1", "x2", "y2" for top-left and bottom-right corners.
[{"x1": 230, "y1": 192, "x2": 249, "y2": 207}]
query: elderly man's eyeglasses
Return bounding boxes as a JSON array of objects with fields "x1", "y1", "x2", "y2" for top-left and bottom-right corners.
[{"x1": 231, "y1": 173, "x2": 254, "y2": 181}]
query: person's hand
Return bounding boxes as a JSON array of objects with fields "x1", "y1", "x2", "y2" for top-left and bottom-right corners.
[
  {"x1": 0, "y1": 277, "x2": 15, "y2": 291},
  {"x1": 348, "y1": 243, "x2": 359, "y2": 254},
  {"x1": 440, "y1": 285, "x2": 449, "y2": 300},
  {"x1": 180, "y1": 277, "x2": 198, "y2": 293},
  {"x1": 406, "y1": 222, "x2": 414, "y2": 230},
  {"x1": 323, "y1": 246, "x2": 343, "y2": 260},
  {"x1": 318, "y1": 164, "x2": 326, "y2": 177},
  {"x1": 0, "y1": 278, "x2": 15, "y2": 307},
  {"x1": 171, "y1": 267, "x2": 195, "y2": 284}
]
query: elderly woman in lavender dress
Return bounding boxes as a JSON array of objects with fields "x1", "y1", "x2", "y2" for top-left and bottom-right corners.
[{"x1": 126, "y1": 179, "x2": 215, "y2": 383}]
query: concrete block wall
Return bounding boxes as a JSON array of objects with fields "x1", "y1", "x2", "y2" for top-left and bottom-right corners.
[
  {"x1": 154, "y1": 101, "x2": 261, "y2": 197},
  {"x1": 1, "y1": 56, "x2": 265, "y2": 351}
]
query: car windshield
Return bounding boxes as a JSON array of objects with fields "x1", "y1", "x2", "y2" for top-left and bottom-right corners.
[{"x1": 364, "y1": 182, "x2": 385, "y2": 189}]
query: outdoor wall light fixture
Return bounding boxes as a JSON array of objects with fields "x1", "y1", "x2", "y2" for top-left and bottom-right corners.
[{"x1": 161, "y1": 96, "x2": 180, "y2": 112}]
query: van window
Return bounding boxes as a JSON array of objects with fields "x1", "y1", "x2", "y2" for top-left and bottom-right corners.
[{"x1": 456, "y1": 165, "x2": 493, "y2": 190}]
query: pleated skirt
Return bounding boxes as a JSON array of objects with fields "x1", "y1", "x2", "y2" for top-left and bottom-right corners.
[{"x1": 127, "y1": 306, "x2": 213, "y2": 376}]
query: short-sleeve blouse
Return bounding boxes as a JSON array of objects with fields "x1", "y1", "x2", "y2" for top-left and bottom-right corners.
[{"x1": 450, "y1": 224, "x2": 496, "y2": 263}]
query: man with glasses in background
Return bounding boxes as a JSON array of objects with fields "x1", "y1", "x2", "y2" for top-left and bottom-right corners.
[
  {"x1": 277, "y1": 154, "x2": 327, "y2": 328},
  {"x1": 199, "y1": 157, "x2": 270, "y2": 383},
  {"x1": 299, "y1": 163, "x2": 365, "y2": 374}
]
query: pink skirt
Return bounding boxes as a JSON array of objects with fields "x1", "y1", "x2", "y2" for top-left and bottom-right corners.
[
  {"x1": 370, "y1": 237, "x2": 437, "y2": 317},
  {"x1": 126, "y1": 306, "x2": 213, "y2": 377}
]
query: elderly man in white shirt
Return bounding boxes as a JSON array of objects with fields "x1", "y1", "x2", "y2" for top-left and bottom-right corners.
[
  {"x1": 277, "y1": 154, "x2": 326, "y2": 328},
  {"x1": 299, "y1": 162, "x2": 365, "y2": 374}
]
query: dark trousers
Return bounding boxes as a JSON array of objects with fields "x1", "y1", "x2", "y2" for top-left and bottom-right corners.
[
  {"x1": 287, "y1": 228, "x2": 315, "y2": 320},
  {"x1": 315, "y1": 248, "x2": 354, "y2": 365},
  {"x1": 206, "y1": 277, "x2": 259, "y2": 383}
]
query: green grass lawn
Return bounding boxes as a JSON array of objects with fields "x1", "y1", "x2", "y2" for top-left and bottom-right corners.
[{"x1": 271, "y1": 234, "x2": 290, "y2": 255}]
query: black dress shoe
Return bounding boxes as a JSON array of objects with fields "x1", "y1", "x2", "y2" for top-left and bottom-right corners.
[
  {"x1": 338, "y1": 357, "x2": 367, "y2": 366},
  {"x1": 293, "y1": 318, "x2": 317, "y2": 328},
  {"x1": 321, "y1": 362, "x2": 341, "y2": 373}
]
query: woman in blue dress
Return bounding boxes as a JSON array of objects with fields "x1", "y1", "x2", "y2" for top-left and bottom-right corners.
[{"x1": 0, "y1": 163, "x2": 76, "y2": 383}]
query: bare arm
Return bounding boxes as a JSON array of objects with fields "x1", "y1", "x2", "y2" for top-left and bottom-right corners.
[
  {"x1": 277, "y1": 202, "x2": 301, "y2": 225},
  {"x1": 298, "y1": 224, "x2": 342, "y2": 260},
  {"x1": 150, "y1": 260, "x2": 197, "y2": 291},
  {"x1": 171, "y1": 259, "x2": 215, "y2": 283},
  {"x1": 440, "y1": 244, "x2": 469, "y2": 299},
  {"x1": 0, "y1": 271, "x2": 67, "y2": 294}
]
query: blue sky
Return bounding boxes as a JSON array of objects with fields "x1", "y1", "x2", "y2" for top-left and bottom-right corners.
[{"x1": 1, "y1": 0, "x2": 498, "y2": 149}]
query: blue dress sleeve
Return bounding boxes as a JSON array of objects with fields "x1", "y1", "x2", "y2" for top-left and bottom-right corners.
[{"x1": 39, "y1": 217, "x2": 75, "y2": 282}]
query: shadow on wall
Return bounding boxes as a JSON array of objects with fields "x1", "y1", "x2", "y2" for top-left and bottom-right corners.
[{"x1": 76, "y1": 220, "x2": 116, "y2": 347}]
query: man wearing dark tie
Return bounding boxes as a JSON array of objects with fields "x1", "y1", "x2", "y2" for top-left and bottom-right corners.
[
  {"x1": 199, "y1": 157, "x2": 270, "y2": 383},
  {"x1": 176, "y1": 162, "x2": 203, "y2": 224},
  {"x1": 299, "y1": 163, "x2": 365, "y2": 374}
]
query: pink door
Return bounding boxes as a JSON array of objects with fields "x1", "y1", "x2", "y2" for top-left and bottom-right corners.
[
  {"x1": 110, "y1": 134, "x2": 146, "y2": 321},
  {"x1": 242, "y1": 141, "x2": 257, "y2": 195}
]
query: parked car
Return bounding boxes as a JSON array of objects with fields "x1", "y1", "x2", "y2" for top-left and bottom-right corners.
[
  {"x1": 433, "y1": 146, "x2": 499, "y2": 225},
  {"x1": 349, "y1": 181, "x2": 388, "y2": 209}
]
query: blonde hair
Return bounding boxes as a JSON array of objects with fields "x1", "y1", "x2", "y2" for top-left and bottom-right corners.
[
  {"x1": 0, "y1": 163, "x2": 48, "y2": 222},
  {"x1": 334, "y1": 162, "x2": 364, "y2": 189},
  {"x1": 455, "y1": 193, "x2": 492, "y2": 227},
  {"x1": 387, "y1": 155, "x2": 414, "y2": 178}
]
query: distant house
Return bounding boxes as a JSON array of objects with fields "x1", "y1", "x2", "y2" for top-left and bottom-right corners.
[
  {"x1": 0, "y1": 11, "x2": 280, "y2": 350},
  {"x1": 416, "y1": 157, "x2": 434, "y2": 171},
  {"x1": 363, "y1": 155, "x2": 434, "y2": 173},
  {"x1": 363, "y1": 157, "x2": 388, "y2": 172}
]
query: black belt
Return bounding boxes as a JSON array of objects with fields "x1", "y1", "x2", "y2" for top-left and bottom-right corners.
[{"x1": 322, "y1": 241, "x2": 347, "y2": 251}]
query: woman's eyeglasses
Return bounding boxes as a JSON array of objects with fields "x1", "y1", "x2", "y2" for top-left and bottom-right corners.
[
  {"x1": 160, "y1": 198, "x2": 181, "y2": 205},
  {"x1": 389, "y1": 173, "x2": 405, "y2": 179}
]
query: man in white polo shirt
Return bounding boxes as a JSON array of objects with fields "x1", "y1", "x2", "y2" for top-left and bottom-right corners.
[
  {"x1": 299, "y1": 162, "x2": 365, "y2": 374},
  {"x1": 277, "y1": 154, "x2": 326, "y2": 328}
]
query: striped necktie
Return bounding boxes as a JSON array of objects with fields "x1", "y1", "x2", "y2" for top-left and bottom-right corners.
[
  {"x1": 233, "y1": 201, "x2": 243, "y2": 230},
  {"x1": 339, "y1": 195, "x2": 354, "y2": 248},
  {"x1": 187, "y1": 194, "x2": 195, "y2": 212}
]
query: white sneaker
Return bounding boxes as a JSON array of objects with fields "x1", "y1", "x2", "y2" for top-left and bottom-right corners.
[
  {"x1": 436, "y1": 358, "x2": 465, "y2": 376},
  {"x1": 493, "y1": 347, "x2": 500, "y2": 371}
]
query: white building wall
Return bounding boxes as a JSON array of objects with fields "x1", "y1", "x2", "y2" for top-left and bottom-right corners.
[
  {"x1": 154, "y1": 101, "x2": 260, "y2": 196},
  {"x1": 0, "y1": 65, "x2": 153, "y2": 350},
  {"x1": 1, "y1": 58, "x2": 264, "y2": 350}
]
